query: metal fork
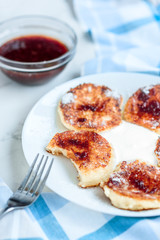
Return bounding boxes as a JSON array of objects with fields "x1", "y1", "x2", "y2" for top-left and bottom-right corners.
[{"x1": 0, "y1": 154, "x2": 54, "y2": 218}]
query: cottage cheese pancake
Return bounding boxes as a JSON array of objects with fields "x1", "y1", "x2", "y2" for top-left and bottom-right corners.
[
  {"x1": 124, "y1": 84, "x2": 160, "y2": 133},
  {"x1": 58, "y1": 83, "x2": 122, "y2": 132},
  {"x1": 46, "y1": 130, "x2": 113, "y2": 188},
  {"x1": 155, "y1": 137, "x2": 160, "y2": 167},
  {"x1": 101, "y1": 160, "x2": 160, "y2": 210}
]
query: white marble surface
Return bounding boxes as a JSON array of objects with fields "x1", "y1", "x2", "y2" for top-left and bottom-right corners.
[{"x1": 0, "y1": 0, "x2": 95, "y2": 191}]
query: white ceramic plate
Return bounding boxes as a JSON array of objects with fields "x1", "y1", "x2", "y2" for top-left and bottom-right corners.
[{"x1": 22, "y1": 72, "x2": 160, "y2": 217}]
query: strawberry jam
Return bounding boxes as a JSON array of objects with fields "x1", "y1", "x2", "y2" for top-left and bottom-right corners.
[
  {"x1": 137, "y1": 89, "x2": 160, "y2": 117},
  {"x1": 0, "y1": 35, "x2": 68, "y2": 62}
]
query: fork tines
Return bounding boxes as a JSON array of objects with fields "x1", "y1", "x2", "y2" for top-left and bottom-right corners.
[{"x1": 18, "y1": 154, "x2": 54, "y2": 195}]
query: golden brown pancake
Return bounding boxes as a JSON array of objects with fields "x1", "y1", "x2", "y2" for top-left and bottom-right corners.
[
  {"x1": 101, "y1": 160, "x2": 160, "y2": 210},
  {"x1": 46, "y1": 130, "x2": 113, "y2": 188},
  {"x1": 58, "y1": 83, "x2": 122, "y2": 132},
  {"x1": 155, "y1": 137, "x2": 160, "y2": 167},
  {"x1": 124, "y1": 84, "x2": 160, "y2": 133}
]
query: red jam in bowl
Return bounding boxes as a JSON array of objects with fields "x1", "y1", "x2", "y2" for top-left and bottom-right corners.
[
  {"x1": 0, "y1": 35, "x2": 68, "y2": 62},
  {"x1": 0, "y1": 35, "x2": 69, "y2": 85}
]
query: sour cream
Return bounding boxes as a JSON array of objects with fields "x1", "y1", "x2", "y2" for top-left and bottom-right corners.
[{"x1": 101, "y1": 121, "x2": 159, "y2": 167}]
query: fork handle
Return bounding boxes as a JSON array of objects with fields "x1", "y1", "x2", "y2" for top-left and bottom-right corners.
[{"x1": 0, "y1": 205, "x2": 13, "y2": 219}]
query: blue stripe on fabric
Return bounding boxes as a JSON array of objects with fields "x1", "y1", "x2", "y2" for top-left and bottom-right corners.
[
  {"x1": 144, "y1": 0, "x2": 160, "y2": 27},
  {"x1": 4, "y1": 238, "x2": 42, "y2": 240},
  {"x1": 157, "y1": 61, "x2": 160, "y2": 71},
  {"x1": 109, "y1": 17, "x2": 157, "y2": 34},
  {"x1": 78, "y1": 216, "x2": 143, "y2": 240},
  {"x1": 42, "y1": 192, "x2": 68, "y2": 211},
  {"x1": 117, "y1": 218, "x2": 160, "y2": 240},
  {"x1": 157, "y1": 4, "x2": 160, "y2": 14},
  {"x1": 29, "y1": 196, "x2": 69, "y2": 240},
  {"x1": 136, "y1": 70, "x2": 160, "y2": 76}
]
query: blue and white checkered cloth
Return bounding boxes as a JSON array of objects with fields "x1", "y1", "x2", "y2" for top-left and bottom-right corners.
[
  {"x1": 74, "y1": 0, "x2": 160, "y2": 76},
  {"x1": 1, "y1": 177, "x2": 160, "y2": 240},
  {"x1": 1, "y1": 0, "x2": 160, "y2": 239}
]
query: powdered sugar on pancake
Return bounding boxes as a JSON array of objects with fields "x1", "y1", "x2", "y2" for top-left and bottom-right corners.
[
  {"x1": 61, "y1": 92, "x2": 75, "y2": 104},
  {"x1": 142, "y1": 85, "x2": 153, "y2": 95},
  {"x1": 105, "y1": 89, "x2": 120, "y2": 100}
]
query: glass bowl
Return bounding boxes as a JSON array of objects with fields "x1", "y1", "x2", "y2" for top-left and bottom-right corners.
[{"x1": 0, "y1": 16, "x2": 77, "y2": 85}]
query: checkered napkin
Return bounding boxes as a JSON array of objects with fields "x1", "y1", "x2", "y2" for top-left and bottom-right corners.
[
  {"x1": 74, "y1": 0, "x2": 160, "y2": 76},
  {"x1": 1, "y1": 1, "x2": 160, "y2": 239},
  {"x1": 1, "y1": 177, "x2": 160, "y2": 240},
  {"x1": 0, "y1": 177, "x2": 160, "y2": 240}
]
